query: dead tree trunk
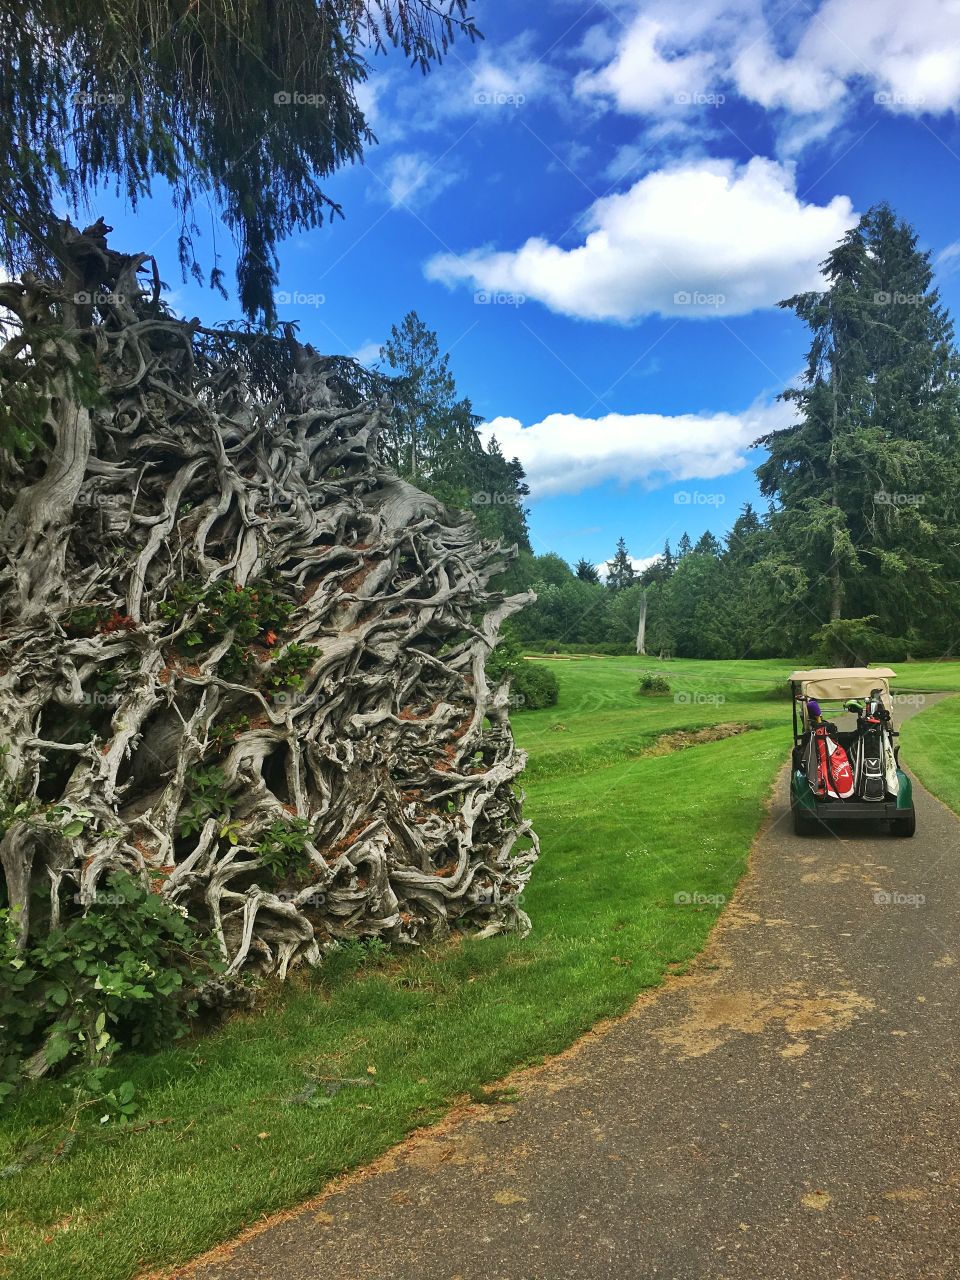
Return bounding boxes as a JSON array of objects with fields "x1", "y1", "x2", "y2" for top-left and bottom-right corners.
[
  {"x1": 636, "y1": 591, "x2": 648, "y2": 655},
  {"x1": 0, "y1": 221, "x2": 538, "y2": 979}
]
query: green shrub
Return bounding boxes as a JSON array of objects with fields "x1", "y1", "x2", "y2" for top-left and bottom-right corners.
[
  {"x1": 509, "y1": 661, "x2": 560, "y2": 710},
  {"x1": 637, "y1": 672, "x2": 671, "y2": 695},
  {"x1": 0, "y1": 871, "x2": 220, "y2": 1104}
]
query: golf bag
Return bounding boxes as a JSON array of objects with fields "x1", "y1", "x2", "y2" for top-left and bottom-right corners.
[
  {"x1": 851, "y1": 689, "x2": 898, "y2": 801},
  {"x1": 804, "y1": 721, "x2": 856, "y2": 800}
]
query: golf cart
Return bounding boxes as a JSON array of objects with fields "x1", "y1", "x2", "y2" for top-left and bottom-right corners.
[{"x1": 789, "y1": 667, "x2": 916, "y2": 837}]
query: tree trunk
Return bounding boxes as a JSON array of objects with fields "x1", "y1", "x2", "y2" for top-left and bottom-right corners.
[{"x1": 636, "y1": 592, "x2": 647, "y2": 655}]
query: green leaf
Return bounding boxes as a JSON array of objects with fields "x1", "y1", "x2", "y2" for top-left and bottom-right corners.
[
  {"x1": 62, "y1": 820, "x2": 85, "y2": 839},
  {"x1": 45, "y1": 1032, "x2": 72, "y2": 1066}
]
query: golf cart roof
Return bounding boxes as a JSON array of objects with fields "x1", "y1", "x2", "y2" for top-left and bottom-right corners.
[{"x1": 789, "y1": 667, "x2": 898, "y2": 700}]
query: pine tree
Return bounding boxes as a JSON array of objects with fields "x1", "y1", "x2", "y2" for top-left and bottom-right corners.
[
  {"x1": 606, "y1": 537, "x2": 636, "y2": 590},
  {"x1": 575, "y1": 558, "x2": 601, "y2": 584},
  {"x1": 693, "y1": 530, "x2": 722, "y2": 557},
  {"x1": 677, "y1": 532, "x2": 693, "y2": 558},
  {"x1": 756, "y1": 203, "x2": 960, "y2": 652},
  {"x1": 639, "y1": 539, "x2": 676, "y2": 586},
  {"x1": 379, "y1": 315, "x2": 531, "y2": 551}
]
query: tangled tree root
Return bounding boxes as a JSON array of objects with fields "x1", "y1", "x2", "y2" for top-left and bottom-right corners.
[{"x1": 0, "y1": 219, "x2": 538, "y2": 980}]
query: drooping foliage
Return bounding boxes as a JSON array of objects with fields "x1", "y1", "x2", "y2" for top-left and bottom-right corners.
[{"x1": 0, "y1": 1, "x2": 479, "y2": 319}]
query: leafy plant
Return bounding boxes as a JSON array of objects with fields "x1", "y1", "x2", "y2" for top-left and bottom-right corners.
[
  {"x1": 209, "y1": 714, "x2": 251, "y2": 752},
  {"x1": 158, "y1": 578, "x2": 298, "y2": 678},
  {"x1": 1, "y1": 872, "x2": 220, "y2": 1104},
  {"x1": 254, "y1": 818, "x2": 311, "y2": 878},
  {"x1": 176, "y1": 765, "x2": 231, "y2": 839},
  {"x1": 262, "y1": 643, "x2": 320, "y2": 691}
]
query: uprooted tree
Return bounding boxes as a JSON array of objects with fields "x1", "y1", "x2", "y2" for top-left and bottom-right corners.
[{"x1": 0, "y1": 221, "x2": 538, "y2": 1003}]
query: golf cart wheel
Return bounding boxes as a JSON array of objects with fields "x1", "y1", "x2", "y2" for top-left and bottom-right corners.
[
  {"x1": 891, "y1": 811, "x2": 916, "y2": 838},
  {"x1": 792, "y1": 802, "x2": 816, "y2": 836}
]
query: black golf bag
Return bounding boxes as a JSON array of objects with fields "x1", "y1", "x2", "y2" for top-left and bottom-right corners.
[{"x1": 851, "y1": 689, "x2": 893, "y2": 802}]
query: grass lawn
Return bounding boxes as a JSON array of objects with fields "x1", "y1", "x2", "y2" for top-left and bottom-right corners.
[
  {"x1": 2, "y1": 655, "x2": 958, "y2": 1279},
  {"x1": 900, "y1": 692, "x2": 960, "y2": 814}
]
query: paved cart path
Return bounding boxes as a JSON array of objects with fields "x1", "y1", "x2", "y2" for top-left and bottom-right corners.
[{"x1": 177, "y1": 698, "x2": 960, "y2": 1280}]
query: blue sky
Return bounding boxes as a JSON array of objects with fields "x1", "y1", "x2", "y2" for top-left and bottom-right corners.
[{"x1": 90, "y1": 0, "x2": 960, "y2": 572}]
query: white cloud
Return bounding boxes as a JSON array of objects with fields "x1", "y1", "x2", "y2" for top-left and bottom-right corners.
[
  {"x1": 377, "y1": 35, "x2": 560, "y2": 139},
  {"x1": 371, "y1": 151, "x2": 460, "y2": 207},
  {"x1": 351, "y1": 340, "x2": 382, "y2": 366},
  {"x1": 576, "y1": 0, "x2": 960, "y2": 135},
  {"x1": 479, "y1": 397, "x2": 793, "y2": 499},
  {"x1": 427, "y1": 157, "x2": 855, "y2": 321},
  {"x1": 575, "y1": 15, "x2": 715, "y2": 114}
]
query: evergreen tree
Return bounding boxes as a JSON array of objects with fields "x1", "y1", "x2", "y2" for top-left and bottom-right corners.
[
  {"x1": 693, "y1": 530, "x2": 722, "y2": 557},
  {"x1": 606, "y1": 537, "x2": 636, "y2": 590},
  {"x1": 380, "y1": 312, "x2": 461, "y2": 479},
  {"x1": 639, "y1": 539, "x2": 675, "y2": 587},
  {"x1": 379, "y1": 314, "x2": 531, "y2": 551},
  {"x1": 576, "y1": 558, "x2": 601, "y2": 584},
  {"x1": 676, "y1": 531, "x2": 693, "y2": 558},
  {"x1": 757, "y1": 203, "x2": 960, "y2": 654}
]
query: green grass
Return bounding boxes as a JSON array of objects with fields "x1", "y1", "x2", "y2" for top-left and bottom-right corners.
[
  {"x1": 3, "y1": 655, "x2": 959, "y2": 1279},
  {"x1": 900, "y1": 692, "x2": 960, "y2": 814}
]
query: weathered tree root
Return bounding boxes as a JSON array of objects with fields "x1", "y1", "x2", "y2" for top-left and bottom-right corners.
[{"x1": 0, "y1": 220, "x2": 538, "y2": 978}]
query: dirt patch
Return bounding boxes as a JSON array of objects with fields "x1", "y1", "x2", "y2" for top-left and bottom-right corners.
[
  {"x1": 643, "y1": 722, "x2": 754, "y2": 757},
  {"x1": 652, "y1": 981, "x2": 875, "y2": 1059}
]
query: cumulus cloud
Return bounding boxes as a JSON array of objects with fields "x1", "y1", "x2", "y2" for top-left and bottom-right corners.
[
  {"x1": 479, "y1": 397, "x2": 794, "y2": 499},
  {"x1": 426, "y1": 157, "x2": 855, "y2": 321},
  {"x1": 576, "y1": 0, "x2": 960, "y2": 130},
  {"x1": 575, "y1": 15, "x2": 715, "y2": 114}
]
